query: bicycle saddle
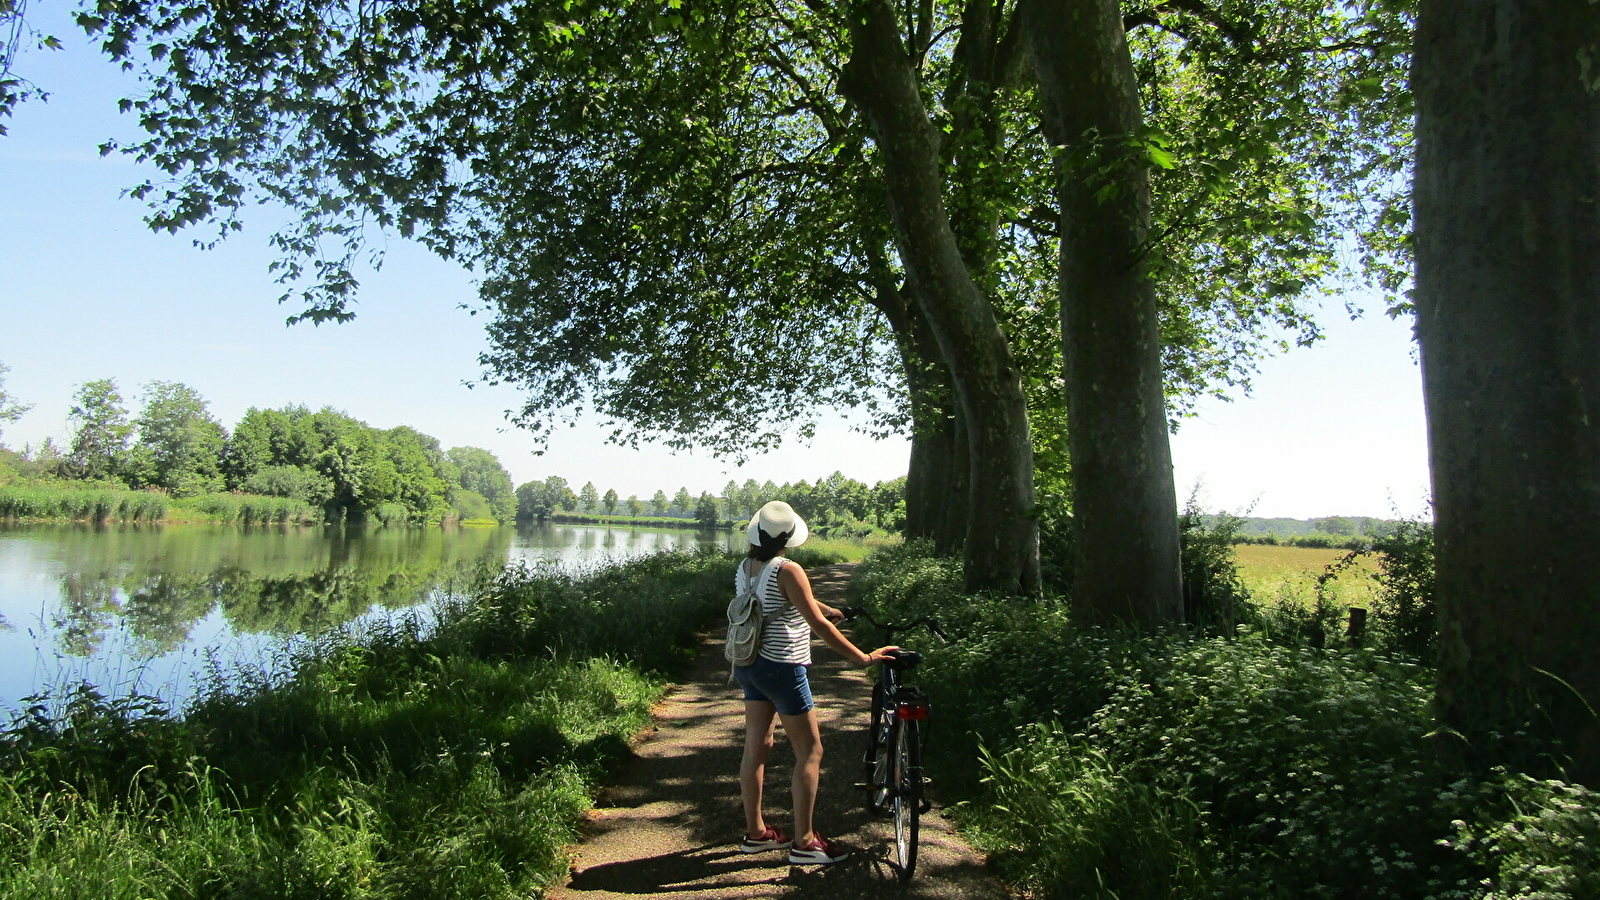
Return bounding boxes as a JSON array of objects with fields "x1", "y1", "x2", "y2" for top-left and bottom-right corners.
[{"x1": 885, "y1": 649, "x2": 923, "y2": 668}]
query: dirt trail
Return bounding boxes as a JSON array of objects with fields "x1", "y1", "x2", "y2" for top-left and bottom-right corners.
[{"x1": 545, "y1": 563, "x2": 1011, "y2": 900}]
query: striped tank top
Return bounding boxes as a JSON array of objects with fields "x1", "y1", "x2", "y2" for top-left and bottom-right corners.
[{"x1": 735, "y1": 558, "x2": 811, "y2": 665}]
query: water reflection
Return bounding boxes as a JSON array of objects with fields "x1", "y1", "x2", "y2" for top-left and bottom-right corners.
[
  {"x1": 34, "y1": 525, "x2": 511, "y2": 658},
  {"x1": 0, "y1": 521, "x2": 736, "y2": 709}
]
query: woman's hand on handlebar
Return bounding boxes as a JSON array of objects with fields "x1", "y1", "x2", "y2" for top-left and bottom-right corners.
[{"x1": 862, "y1": 646, "x2": 901, "y2": 666}]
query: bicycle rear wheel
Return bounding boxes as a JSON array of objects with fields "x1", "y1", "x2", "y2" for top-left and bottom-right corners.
[{"x1": 891, "y1": 718, "x2": 922, "y2": 880}]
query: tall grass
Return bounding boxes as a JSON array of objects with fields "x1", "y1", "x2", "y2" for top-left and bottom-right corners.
[
  {"x1": 0, "y1": 484, "x2": 169, "y2": 522},
  {"x1": 0, "y1": 548, "x2": 736, "y2": 898},
  {"x1": 0, "y1": 483, "x2": 322, "y2": 525},
  {"x1": 175, "y1": 492, "x2": 319, "y2": 525}
]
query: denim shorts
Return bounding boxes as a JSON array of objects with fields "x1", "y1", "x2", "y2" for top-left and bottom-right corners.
[{"x1": 735, "y1": 656, "x2": 815, "y2": 716}]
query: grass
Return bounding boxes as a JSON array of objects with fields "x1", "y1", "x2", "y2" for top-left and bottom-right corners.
[
  {"x1": 788, "y1": 532, "x2": 900, "y2": 565},
  {"x1": 0, "y1": 482, "x2": 320, "y2": 525},
  {"x1": 0, "y1": 483, "x2": 170, "y2": 523},
  {"x1": 0, "y1": 548, "x2": 737, "y2": 898}
]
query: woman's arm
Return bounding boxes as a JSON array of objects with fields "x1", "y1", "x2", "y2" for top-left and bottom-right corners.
[{"x1": 778, "y1": 561, "x2": 897, "y2": 666}]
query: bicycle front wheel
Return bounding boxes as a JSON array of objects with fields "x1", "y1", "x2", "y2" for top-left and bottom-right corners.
[
  {"x1": 866, "y1": 683, "x2": 893, "y2": 815},
  {"x1": 891, "y1": 718, "x2": 922, "y2": 881}
]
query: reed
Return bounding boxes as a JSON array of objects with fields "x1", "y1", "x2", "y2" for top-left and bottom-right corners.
[
  {"x1": 0, "y1": 484, "x2": 168, "y2": 523},
  {"x1": 177, "y1": 493, "x2": 318, "y2": 525}
]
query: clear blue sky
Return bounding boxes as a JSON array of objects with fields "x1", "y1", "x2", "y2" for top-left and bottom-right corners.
[{"x1": 0, "y1": 8, "x2": 1430, "y2": 519}]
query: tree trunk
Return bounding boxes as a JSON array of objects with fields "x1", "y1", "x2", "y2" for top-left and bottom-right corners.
[
  {"x1": 876, "y1": 282, "x2": 969, "y2": 553},
  {"x1": 1414, "y1": 0, "x2": 1600, "y2": 784},
  {"x1": 842, "y1": 0, "x2": 1040, "y2": 594},
  {"x1": 1025, "y1": 0, "x2": 1183, "y2": 625}
]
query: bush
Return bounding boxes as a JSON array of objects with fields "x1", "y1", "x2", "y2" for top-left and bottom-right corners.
[
  {"x1": 241, "y1": 464, "x2": 335, "y2": 507},
  {"x1": 1366, "y1": 518, "x2": 1436, "y2": 659},
  {"x1": 1179, "y1": 500, "x2": 1251, "y2": 632},
  {"x1": 371, "y1": 501, "x2": 410, "y2": 527},
  {"x1": 847, "y1": 541, "x2": 1599, "y2": 900},
  {"x1": 1299, "y1": 516, "x2": 1436, "y2": 659},
  {"x1": 1443, "y1": 771, "x2": 1600, "y2": 900}
]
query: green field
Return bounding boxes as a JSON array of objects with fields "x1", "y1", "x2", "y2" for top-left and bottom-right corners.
[{"x1": 1233, "y1": 542, "x2": 1380, "y2": 609}]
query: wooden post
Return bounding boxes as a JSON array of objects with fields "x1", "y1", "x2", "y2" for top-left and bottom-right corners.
[{"x1": 1346, "y1": 607, "x2": 1368, "y2": 648}]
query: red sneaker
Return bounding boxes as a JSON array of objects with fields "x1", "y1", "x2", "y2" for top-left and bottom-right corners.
[
  {"x1": 788, "y1": 833, "x2": 850, "y2": 865},
  {"x1": 739, "y1": 826, "x2": 792, "y2": 853}
]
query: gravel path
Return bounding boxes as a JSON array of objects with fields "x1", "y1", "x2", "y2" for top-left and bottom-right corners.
[{"x1": 545, "y1": 563, "x2": 1012, "y2": 900}]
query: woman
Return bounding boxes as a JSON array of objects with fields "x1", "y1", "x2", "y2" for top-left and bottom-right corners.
[{"x1": 733, "y1": 500, "x2": 897, "y2": 865}]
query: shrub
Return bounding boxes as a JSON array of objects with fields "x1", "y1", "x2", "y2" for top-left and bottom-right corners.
[
  {"x1": 848, "y1": 542, "x2": 1493, "y2": 900},
  {"x1": 241, "y1": 464, "x2": 335, "y2": 507},
  {"x1": 1366, "y1": 518, "x2": 1436, "y2": 659},
  {"x1": 980, "y1": 724, "x2": 1210, "y2": 899},
  {"x1": 1443, "y1": 771, "x2": 1600, "y2": 900},
  {"x1": 371, "y1": 501, "x2": 410, "y2": 527},
  {"x1": 181, "y1": 492, "x2": 318, "y2": 525},
  {"x1": 1179, "y1": 501, "x2": 1251, "y2": 632},
  {"x1": 1301, "y1": 516, "x2": 1436, "y2": 659}
]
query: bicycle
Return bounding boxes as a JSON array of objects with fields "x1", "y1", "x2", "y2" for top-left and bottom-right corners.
[{"x1": 837, "y1": 605, "x2": 946, "y2": 882}]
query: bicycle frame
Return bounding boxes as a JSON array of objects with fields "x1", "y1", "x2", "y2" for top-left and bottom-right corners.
[{"x1": 839, "y1": 606, "x2": 944, "y2": 881}]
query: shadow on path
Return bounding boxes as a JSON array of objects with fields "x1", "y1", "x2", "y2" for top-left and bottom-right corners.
[{"x1": 545, "y1": 563, "x2": 1010, "y2": 900}]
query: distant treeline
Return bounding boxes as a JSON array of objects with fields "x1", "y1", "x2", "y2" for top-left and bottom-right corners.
[
  {"x1": 0, "y1": 377, "x2": 516, "y2": 526},
  {"x1": 1204, "y1": 514, "x2": 1424, "y2": 549},
  {"x1": 517, "y1": 472, "x2": 906, "y2": 537}
]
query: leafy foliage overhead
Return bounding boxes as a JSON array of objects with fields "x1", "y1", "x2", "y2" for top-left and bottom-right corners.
[{"x1": 79, "y1": 0, "x2": 1413, "y2": 446}]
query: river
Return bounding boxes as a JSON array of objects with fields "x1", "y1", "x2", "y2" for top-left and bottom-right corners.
[{"x1": 0, "y1": 522, "x2": 739, "y2": 713}]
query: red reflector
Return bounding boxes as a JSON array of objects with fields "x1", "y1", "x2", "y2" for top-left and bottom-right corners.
[{"x1": 896, "y1": 704, "x2": 929, "y2": 721}]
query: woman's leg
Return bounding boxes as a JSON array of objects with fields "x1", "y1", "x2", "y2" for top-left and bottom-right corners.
[
  {"x1": 741, "y1": 700, "x2": 778, "y2": 837},
  {"x1": 778, "y1": 709, "x2": 824, "y2": 843}
]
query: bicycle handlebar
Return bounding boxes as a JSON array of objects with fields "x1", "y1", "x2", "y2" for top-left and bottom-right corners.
[{"x1": 837, "y1": 605, "x2": 949, "y2": 642}]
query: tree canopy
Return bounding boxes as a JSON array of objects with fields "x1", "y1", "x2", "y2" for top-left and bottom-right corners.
[
  {"x1": 68, "y1": 0, "x2": 1413, "y2": 595},
  {"x1": 79, "y1": 0, "x2": 1408, "y2": 412}
]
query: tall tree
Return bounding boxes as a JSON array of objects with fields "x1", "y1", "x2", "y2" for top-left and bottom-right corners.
[
  {"x1": 447, "y1": 446, "x2": 516, "y2": 522},
  {"x1": 67, "y1": 378, "x2": 133, "y2": 482},
  {"x1": 1025, "y1": 0, "x2": 1181, "y2": 624},
  {"x1": 546, "y1": 476, "x2": 577, "y2": 512},
  {"x1": 839, "y1": 0, "x2": 1040, "y2": 591},
  {"x1": 127, "y1": 381, "x2": 226, "y2": 496},
  {"x1": 515, "y1": 480, "x2": 550, "y2": 520},
  {"x1": 602, "y1": 487, "x2": 619, "y2": 515},
  {"x1": 578, "y1": 481, "x2": 600, "y2": 514},
  {"x1": 0, "y1": 361, "x2": 31, "y2": 442},
  {"x1": 694, "y1": 491, "x2": 720, "y2": 527},
  {"x1": 1413, "y1": 0, "x2": 1600, "y2": 783}
]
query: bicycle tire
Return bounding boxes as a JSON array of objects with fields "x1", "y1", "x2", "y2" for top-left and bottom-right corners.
[
  {"x1": 891, "y1": 718, "x2": 921, "y2": 880},
  {"x1": 866, "y1": 683, "x2": 893, "y2": 815}
]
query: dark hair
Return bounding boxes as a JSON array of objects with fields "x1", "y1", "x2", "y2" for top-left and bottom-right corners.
[{"x1": 746, "y1": 528, "x2": 792, "y2": 562}]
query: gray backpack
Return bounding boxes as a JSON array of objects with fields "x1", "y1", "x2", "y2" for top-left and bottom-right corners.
[{"x1": 726, "y1": 558, "x2": 785, "y2": 671}]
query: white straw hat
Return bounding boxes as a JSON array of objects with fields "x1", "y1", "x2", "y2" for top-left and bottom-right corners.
[{"x1": 746, "y1": 500, "x2": 808, "y2": 548}]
